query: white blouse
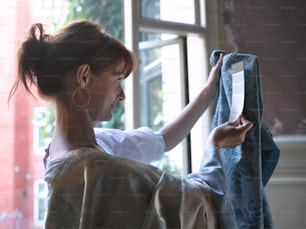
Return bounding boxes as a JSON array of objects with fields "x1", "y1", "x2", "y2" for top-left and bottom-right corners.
[{"x1": 94, "y1": 127, "x2": 165, "y2": 163}]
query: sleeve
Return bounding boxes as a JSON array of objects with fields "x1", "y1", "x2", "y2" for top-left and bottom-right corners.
[
  {"x1": 94, "y1": 127, "x2": 165, "y2": 163},
  {"x1": 141, "y1": 172, "x2": 219, "y2": 229},
  {"x1": 186, "y1": 147, "x2": 238, "y2": 229}
]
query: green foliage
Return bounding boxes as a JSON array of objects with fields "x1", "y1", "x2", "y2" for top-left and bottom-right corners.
[
  {"x1": 31, "y1": 103, "x2": 56, "y2": 148},
  {"x1": 154, "y1": 154, "x2": 181, "y2": 175},
  {"x1": 65, "y1": 0, "x2": 124, "y2": 40}
]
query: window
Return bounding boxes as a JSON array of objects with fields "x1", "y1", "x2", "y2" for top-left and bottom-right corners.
[
  {"x1": 141, "y1": 0, "x2": 197, "y2": 24},
  {"x1": 124, "y1": 0, "x2": 208, "y2": 173},
  {"x1": 32, "y1": 107, "x2": 54, "y2": 155},
  {"x1": 33, "y1": 180, "x2": 48, "y2": 227}
]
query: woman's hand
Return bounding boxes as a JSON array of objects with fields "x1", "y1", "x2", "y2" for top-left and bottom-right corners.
[
  {"x1": 205, "y1": 53, "x2": 223, "y2": 95},
  {"x1": 206, "y1": 115, "x2": 253, "y2": 149}
]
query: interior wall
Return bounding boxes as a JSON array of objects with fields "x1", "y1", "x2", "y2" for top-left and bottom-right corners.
[
  {"x1": 265, "y1": 137, "x2": 306, "y2": 229},
  {"x1": 217, "y1": 0, "x2": 306, "y2": 136},
  {"x1": 210, "y1": 1, "x2": 306, "y2": 228}
]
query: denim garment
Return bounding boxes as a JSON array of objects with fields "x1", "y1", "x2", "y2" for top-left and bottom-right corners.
[{"x1": 209, "y1": 50, "x2": 280, "y2": 229}]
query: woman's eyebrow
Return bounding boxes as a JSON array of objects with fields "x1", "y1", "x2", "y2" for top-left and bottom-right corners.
[{"x1": 112, "y1": 68, "x2": 126, "y2": 76}]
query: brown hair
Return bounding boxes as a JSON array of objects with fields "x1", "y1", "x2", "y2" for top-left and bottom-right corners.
[{"x1": 9, "y1": 20, "x2": 135, "y2": 101}]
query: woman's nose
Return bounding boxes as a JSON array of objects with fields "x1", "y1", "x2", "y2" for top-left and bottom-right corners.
[{"x1": 118, "y1": 87, "x2": 125, "y2": 101}]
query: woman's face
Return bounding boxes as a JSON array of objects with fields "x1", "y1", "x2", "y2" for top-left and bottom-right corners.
[{"x1": 87, "y1": 62, "x2": 126, "y2": 122}]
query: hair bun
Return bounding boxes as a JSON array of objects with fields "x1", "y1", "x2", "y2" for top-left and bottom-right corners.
[{"x1": 21, "y1": 23, "x2": 52, "y2": 76}]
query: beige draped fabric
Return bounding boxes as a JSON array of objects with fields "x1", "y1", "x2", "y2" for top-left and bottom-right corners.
[{"x1": 44, "y1": 148, "x2": 222, "y2": 228}]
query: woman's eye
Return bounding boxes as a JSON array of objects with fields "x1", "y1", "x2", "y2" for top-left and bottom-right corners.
[{"x1": 116, "y1": 76, "x2": 124, "y2": 85}]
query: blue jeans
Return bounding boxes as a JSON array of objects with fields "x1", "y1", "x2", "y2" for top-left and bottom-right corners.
[{"x1": 209, "y1": 50, "x2": 279, "y2": 229}]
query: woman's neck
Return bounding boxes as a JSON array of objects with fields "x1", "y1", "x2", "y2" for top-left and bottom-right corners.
[{"x1": 50, "y1": 101, "x2": 97, "y2": 157}]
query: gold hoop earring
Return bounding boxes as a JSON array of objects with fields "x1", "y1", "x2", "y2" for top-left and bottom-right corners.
[{"x1": 72, "y1": 87, "x2": 91, "y2": 109}]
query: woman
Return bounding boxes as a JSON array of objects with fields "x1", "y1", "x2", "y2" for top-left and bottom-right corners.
[{"x1": 10, "y1": 20, "x2": 253, "y2": 228}]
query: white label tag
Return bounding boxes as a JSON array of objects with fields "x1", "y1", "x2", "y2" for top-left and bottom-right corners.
[{"x1": 229, "y1": 61, "x2": 245, "y2": 122}]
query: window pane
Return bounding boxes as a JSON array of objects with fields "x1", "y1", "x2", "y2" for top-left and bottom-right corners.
[
  {"x1": 139, "y1": 32, "x2": 184, "y2": 174},
  {"x1": 33, "y1": 107, "x2": 55, "y2": 155},
  {"x1": 34, "y1": 180, "x2": 48, "y2": 226},
  {"x1": 141, "y1": 0, "x2": 196, "y2": 24}
]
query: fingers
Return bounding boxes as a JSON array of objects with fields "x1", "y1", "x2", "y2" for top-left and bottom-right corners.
[
  {"x1": 232, "y1": 117, "x2": 253, "y2": 145},
  {"x1": 229, "y1": 115, "x2": 253, "y2": 129},
  {"x1": 210, "y1": 53, "x2": 223, "y2": 73},
  {"x1": 229, "y1": 115, "x2": 242, "y2": 126},
  {"x1": 215, "y1": 53, "x2": 223, "y2": 69},
  {"x1": 215, "y1": 116, "x2": 253, "y2": 148},
  {"x1": 240, "y1": 116, "x2": 253, "y2": 132},
  {"x1": 206, "y1": 53, "x2": 223, "y2": 88},
  {"x1": 238, "y1": 116, "x2": 253, "y2": 132}
]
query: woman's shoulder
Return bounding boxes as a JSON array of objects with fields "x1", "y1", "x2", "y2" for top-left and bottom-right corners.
[
  {"x1": 45, "y1": 147, "x2": 163, "y2": 184},
  {"x1": 85, "y1": 147, "x2": 164, "y2": 182}
]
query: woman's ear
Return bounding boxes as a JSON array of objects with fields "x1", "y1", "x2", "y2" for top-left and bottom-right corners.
[{"x1": 76, "y1": 64, "x2": 90, "y2": 89}]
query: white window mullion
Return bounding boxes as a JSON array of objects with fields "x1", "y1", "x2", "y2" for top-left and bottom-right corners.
[
  {"x1": 194, "y1": 0, "x2": 206, "y2": 26},
  {"x1": 194, "y1": 0, "x2": 201, "y2": 26},
  {"x1": 139, "y1": 38, "x2": 179, "y2": 51},
  {"x1": 124, "y1": 0, "x2": 141, "y2": 129},
  {"x1": 139, "y1": 17, "x2": 205, "y2": 35}
]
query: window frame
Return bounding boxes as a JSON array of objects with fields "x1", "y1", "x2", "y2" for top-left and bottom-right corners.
[
  {"x1": 124, "y1": 0, "x2": 208, "y2": 173},
  {"x1": 33, "y1": 179, "x2": 48, "y2": 227},
  {"x1": 33, "y1": 106, "x2": 51, "y2": 156}
]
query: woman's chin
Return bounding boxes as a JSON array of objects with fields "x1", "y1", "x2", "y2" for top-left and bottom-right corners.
[
  {"x1": 91, "y1": 113, "x2": 112, "y2": 122},
  {"x1": 99, "y1": 114, "x2": 112, "y2": 122}
]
